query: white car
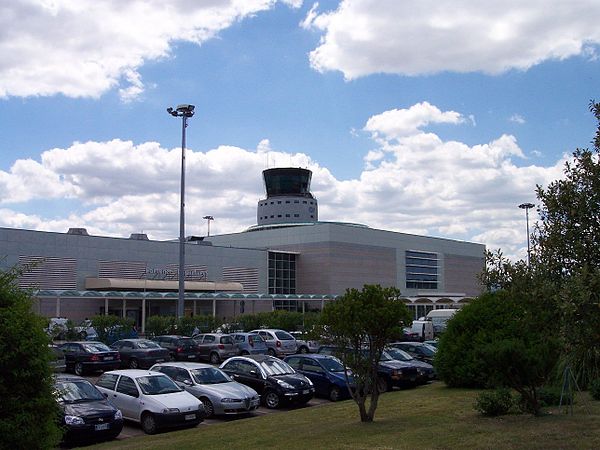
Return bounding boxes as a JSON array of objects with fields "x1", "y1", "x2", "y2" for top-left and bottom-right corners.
[{"x1": 95, "y1": 369, "x2": 204, "y2": 434}]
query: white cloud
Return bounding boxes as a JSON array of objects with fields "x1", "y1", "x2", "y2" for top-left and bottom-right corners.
[
  {"x1": 305, "y1": 1, "x2": 600, "y2": 78},
  {"x1": 0, "y1": 0, "x2": 286, "y2": 100},
  {"x1": 0, "y1": 102, "x2": 571, "y2": 260},
  {"x1": 509, "y1": 114, "x2": 526, "y2": 124}
]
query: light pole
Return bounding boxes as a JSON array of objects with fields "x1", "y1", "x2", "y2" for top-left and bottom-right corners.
[
  {"x1": 203, "y1": 215, "x2": 214, "y2": 236},
  {"x1": 167, "y1": 104, "x2": 195, "y2": 319},
  {"x1": 519, "y1": 202, "x2": 535, "y2": 266}
]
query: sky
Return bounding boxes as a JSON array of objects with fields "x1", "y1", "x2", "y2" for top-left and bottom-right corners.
[{"x1": 1, "y1": 0, "x2": 600, "y2": 261}]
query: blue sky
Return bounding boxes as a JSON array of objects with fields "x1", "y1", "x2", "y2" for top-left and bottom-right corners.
[{"x1": 1, "y1": 0, "x2": 600, "y2": 260}]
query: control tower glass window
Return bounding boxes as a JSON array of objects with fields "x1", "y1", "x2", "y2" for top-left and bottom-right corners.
[{"x1": 263, "y1": 168, "x2": 313, "y2": 198}]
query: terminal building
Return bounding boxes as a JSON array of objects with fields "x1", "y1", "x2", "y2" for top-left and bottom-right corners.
[{"x1": 0, "y1": 168, "x2": 485, "y2": 332}]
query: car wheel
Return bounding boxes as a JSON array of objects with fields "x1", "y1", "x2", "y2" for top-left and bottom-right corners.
[
  {"x1": 141, "y1": 412, "x2": 157, "y2": 434},
  {"x1": 377, "y1": 376, "x2": 390, "y2": 393},
  {"x1": 299, "y1": 346, "x2": 308, "y2": 354},
  {"x1": 209, "y1": 352, "x2": 220, "y2": 365},
  {"x1": 129, "y1": 358, "x2": 139, "y2": 369},
  {"x1": 74, "y1": 362, "x2": 84, "y2": 376},
  {"x1": 200, "y1": 397, "x2": 214, "y2": 418},
  {"x1": 264, "y1": 390, "x2": 281, "y2": 409},
  {"x1": 267, "y1": 348, "x2": 276, "y2": 357},
  {"x1": 329, "y1": 386, "x2": 341, "y2": 402}
]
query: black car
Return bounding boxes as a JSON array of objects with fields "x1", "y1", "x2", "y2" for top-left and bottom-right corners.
[
  {"x1": 220, "y1": 355, "x2": 315, "y2": 409},
  {"x1": 153, "y1": 335, "x2": 200, "y2": 361},
  {"x1": 111, "y1": 339, "x2": 171, "y2": 369},
  {"x1": 388, "y1": 341, "x2": 437, "y2": 364},
  {"x1": 284, "y1": 354, "x2": 355, "y2": 401},
  {"x1": 384, "y1": 347, "x2": 436, "y2": 384},
  {"x1": 317, "y1": 345, "x2": 419, "y2": 392},
  {"x1": 54, "y1": 374, "x2": 123, "y2": 444},
  {"x1": 59, "y1": 341, "x2": 121, "y2": 376}
]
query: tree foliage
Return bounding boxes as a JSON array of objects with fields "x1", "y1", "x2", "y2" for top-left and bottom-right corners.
[
  {"x1": 0, "y1": 267, "x2": 62, "y2": 449},
  {"x1": 320, "y1": 285, "x2": 411, "y2": 422}
]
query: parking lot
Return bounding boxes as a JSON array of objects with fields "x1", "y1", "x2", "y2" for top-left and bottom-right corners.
[{"x1": 82, "y1": 372, "x2": 330, "y2": 441}]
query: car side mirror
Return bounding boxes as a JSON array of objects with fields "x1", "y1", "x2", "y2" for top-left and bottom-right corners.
[
  {"x1": 182, "y1": 379, "x2": 193, "y2": 386},
  {"x1": 103, "y1": 392, "x2": 108, "y2": 398}
]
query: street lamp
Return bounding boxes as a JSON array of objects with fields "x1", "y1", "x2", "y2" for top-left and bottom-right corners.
[
  {"x1": 203, "y1": 215, "x2": 214, "y2": 236},
  {"x1": 167, "y1": 104, "x2": 195, "y2": 319},
  {"x1": 518, "y1": 202, "x2": 535, "y2": 266}
]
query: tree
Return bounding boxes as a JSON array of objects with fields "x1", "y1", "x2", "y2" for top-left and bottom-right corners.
[
  {"x1": 320, "y1": 284, "x2": 411, "y2": 422},
  {"x1": 0, "y1": 266, "x2": 62, "y2": 449}
]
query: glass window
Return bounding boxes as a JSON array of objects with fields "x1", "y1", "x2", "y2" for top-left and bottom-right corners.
[
  {"x1": 136, "y1": 340, "x2": 160, "y2": 349},
  {"x1": 116, "y1": 376, "x2": 139, "y2": 397},
  {"x1": 190, "y1": 367, "x2": 231, "y2": 384},
  {"x1": 137, "y1": 375, "x2": 181, "y2": 395},
  {"x1": 203, "y1": 335, "x2": 215, "y2": 343},
  {"x1": 259, "y1": 358, "x2": 295, "y2": 376},
  {"x1": 96, "y1": 373, "x2": 119, "y2": 390},
  {"x1": 56, "y1": 380, "x2": 104, "y2": 403},
  {"x1": 220, "y1": 336, "x2": 234, "y2": 345}
]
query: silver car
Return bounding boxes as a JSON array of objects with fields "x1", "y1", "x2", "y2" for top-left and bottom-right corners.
[
  {"x1": 249, "y1": 329, "x2": 298, "y2": 357},
  {"x1": 192, "y1": 333, "x2": 238, "y2": 364},
  {"x1": 150, "y1": 362, "x2": 260, "y2": 417}
]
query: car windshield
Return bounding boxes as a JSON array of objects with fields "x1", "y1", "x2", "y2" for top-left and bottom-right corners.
[
  {"x1": 259, "y1": 358, "x2": 295, "y2": 375},
  {"x1": 385, "y1": 347, "x2": 413, "y2": 361},
  {"x1": 55, "y1": 380, "x2": 104, "y2": 403},
  {"x1": 319, "y1": 357, "x2": 345, "y2": 373},
  {"x1": 136, "y1": 340, "x2": 161, "y2": 349},
  {"x1": 190, "y1": 367, "x2": 231, "y2": 384},
  {"x1": 137, "y1": 375, "x2": 182, "y2": 395},
  {"x1": 275, "y1": 331, "x2": 294, "y2": 340},
  {"x1": 82, "y1": 343, "x2": 111, "y2": 352},
  {"x1": 421, "y1": 344, "x2": 437, "y2": 356}
]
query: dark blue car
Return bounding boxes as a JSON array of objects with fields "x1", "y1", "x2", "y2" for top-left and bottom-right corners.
[{"x1": 284, "y1": 354, "x2": 354, "y2": 402}]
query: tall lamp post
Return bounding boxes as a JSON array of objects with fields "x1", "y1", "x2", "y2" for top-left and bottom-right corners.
[
  {"x1": 518, "y1": 202, "x2": 535, "y2": 266},
  {"x1": 167, "y1": 104, "x2": 195, "y2": 319},
  {"x1": 203, "y1": 215, "x2": 214, "y2": 236}
]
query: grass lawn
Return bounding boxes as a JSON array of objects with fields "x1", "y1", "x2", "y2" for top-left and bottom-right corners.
[{"x1": 90, "y1": 383, "x2": 600, "y2": 450}]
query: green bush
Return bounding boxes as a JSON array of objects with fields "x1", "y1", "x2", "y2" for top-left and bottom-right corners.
[
  {"x1": 145, "y1": 315, "x2": 178, "y2": 338},
  {"x1": 474, "y1": 388, "x2": 514, "y2": 416},
  {"x1": 590, "y1": 378, "x2": 600, "y2": 400},
  {"x1": 0, "y1": 267, "x2": 62, "y2": 448},
  {"x1": 537, "y1": 385, "x2": 563, "y2": 406}
]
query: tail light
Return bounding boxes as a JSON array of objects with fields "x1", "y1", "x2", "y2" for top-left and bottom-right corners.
[
  {"x1": 218, "y1": 344, "x2": 225, "y2": 349},
  {"x1": 116, "y1": 353, "x2": 120, "y2": 360},
  {"x1": 276, "y1": 340, "x2": 281, "y2": 348},
  {"x1": 249, "y1": 336, "x2": 254, "y2": 347},
  {"x1": 176, "y1": 346, "x2": 183, "y2": 353},
  {"x1": 90, "y1": 354, "x2": 99, "y2": 362}
]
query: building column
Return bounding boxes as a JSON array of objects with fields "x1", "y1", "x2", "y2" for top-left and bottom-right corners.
[
  {"x1": 141, "y1": 297, "x2": 146, "y2": 335},
  {"x1": 212, "y1": 298, "x2": 216, "y2": 318},
  {"x1": 55, "y1": 296, "x2": 61, "y2": 317},
  {"x1": 193, "y1": 299, "x2": 197, "y2": 317},
  {"x1": 122, "y1": 299, "x2": 127, "y2": 318},
  {"x1": 104, "y1": 298, "x2": 109, "y2": 315}
]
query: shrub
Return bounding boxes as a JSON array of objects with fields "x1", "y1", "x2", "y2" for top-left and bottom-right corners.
[
  {"x1": 537, "y1": 385, "x2": 563, "y2": 406},
  {"x1": 590, "y1": 378, "x2": 600, "y2": 400},
  {"x1": 0, "y1": 267, "x2": 62, "y2": 448},
  {"x1": 474, "y1": 388, "x2": 514, "y2": 416}
]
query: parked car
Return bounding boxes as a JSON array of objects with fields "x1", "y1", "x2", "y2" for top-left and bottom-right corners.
[
  {"x1": 152, "y1": 335, "x2": 200, "y2": 361},
  {"x1": 284, "y1": 353, "x2": 354, "y2": 401},
  {"x1": 423, "y1": 339, "x2": 439, "y2": 348},
  {"x1": 46, "y1": 317, "x2": 69, "y2": 340},
  {"x1": 388, "y1": 341, "x2": 437, "y2": 364},
  {"x1": 290, "y1": 331, "x2": 320, "y2": 353},
  {"x1": 111, "y1": 339, "x2": 171, "y2": 369},
  {"x1": 74, "y1": 319, "x2": 98, "y2": 340},
  {"x1": 233, "y1": 332, "x2": 269, "y2": 356},
  {"x1": 54, "y1": 373, "x2": 123, "y2": 444},
  {"x1": 220, "y1": 355, "x2": 314, "y2": 409},
  {"x1": 150, "y1": 362, "x2": 260, "y2": 417},
  {"x1": 95, "y1": 369, "x2": 204, "y2": 434},
  {"x1": 59, "y1": 341, "x2": 121, "y2": 376},
  {"x1": 191, "y1": 333, "x2": 238, "y2": 364},
  {"x1": 49, "y1": 344, "x2": 66, "y2": 372},
  {"x1": 384, "y1": 346, "x2": 436, "y2": 383},
  {"x1": 317, "y1": 345, "x2": 419, "y2": 392},
  {"x1": 249, "y1": 329, "x2": 298, "y2": 357}
]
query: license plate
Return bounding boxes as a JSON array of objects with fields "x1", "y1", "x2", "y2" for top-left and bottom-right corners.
[
  {"x1": 184, "y1": 414, "x2": 196, "y2": 420},
  {"x1": 95, "y1": 423, "x2": 110, "y2": 431},
  {"x1": 302, "y1": 389, "x2": 309, "y2": 394},
  {"x1": 188, "y1": 355, "x2": 196, "y2": 359},
  {"x1": 104, "y1": 357, "x2": 113, "y2": 361}
]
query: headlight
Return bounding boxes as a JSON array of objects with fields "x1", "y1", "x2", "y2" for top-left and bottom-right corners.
[
  {"x1": 162, "y1": 408, "x2": 180, "y2": 414},
  {"x1": 417, "y1": 368, "x2": 425, "y2": 375},
  {"x1": 220, "y1": 398, "x2": 239, "y2": 403},
  {"x1": 276, "y1": 380, "x2": 294, "y2": 389},
  {"x1": 64, "y1": 415, "x2": 84, "y2": 425},
  {"x1": 114, "y1": 410, "x2": 123, "y2": 420}
]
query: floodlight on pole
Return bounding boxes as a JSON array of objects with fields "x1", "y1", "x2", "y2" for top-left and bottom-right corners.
[
  {"x1": 167, "y1": 104, "x2": 195, "y2": 319},
  {"x1": 203, "y1": 215, "x2": 214, "y2": 236},
  {"x1": 519, "y1": 202, "x2": 535, "y2": 266}
]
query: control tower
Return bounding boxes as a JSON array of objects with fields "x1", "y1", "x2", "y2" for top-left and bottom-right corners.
[{"x1": 257, "y1": 168, "x2": 318, "y2": 226}]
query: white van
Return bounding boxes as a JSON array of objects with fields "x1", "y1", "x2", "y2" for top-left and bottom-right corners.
[
  {"x1": 410, "y1": 320, "x2": 434, "y2": 341},
  {"x1": 426, "y1": 309, "x2": 458, "y2": 333}
]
